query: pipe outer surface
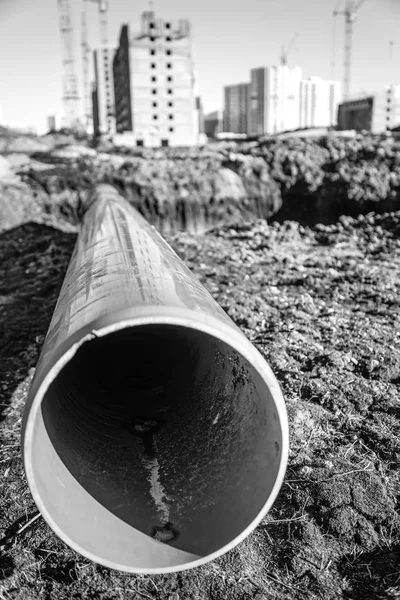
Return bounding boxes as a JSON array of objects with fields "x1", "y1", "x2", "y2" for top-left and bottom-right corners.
[{"x1": 22, "y1": 183, "x2": 289, "y2": 574}]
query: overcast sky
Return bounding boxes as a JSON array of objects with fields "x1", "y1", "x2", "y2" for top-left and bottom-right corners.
[{"x1": 0, "y1": 0, "x2": 399, "y2": 132}]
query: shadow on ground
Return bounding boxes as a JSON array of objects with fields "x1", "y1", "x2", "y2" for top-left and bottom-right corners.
[
  {"x1": 0, "y1": 221, "x2": 76, "y2": 423},
  {"x1": 339, "y1": 545, "x2": 400, "y2": 599},
  {"x1": 0, "y1": 222, "x2": 76, "y2": 583}
]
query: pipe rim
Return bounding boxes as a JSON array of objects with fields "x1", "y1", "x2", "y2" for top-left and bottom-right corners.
[{"x1": 23, "y1": 306, "x2": 289, "y2": 574}]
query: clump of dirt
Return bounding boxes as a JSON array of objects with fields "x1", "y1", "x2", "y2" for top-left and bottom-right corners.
[{"x1": 0, "y1": 209, "x2": 399, "y2": 599}]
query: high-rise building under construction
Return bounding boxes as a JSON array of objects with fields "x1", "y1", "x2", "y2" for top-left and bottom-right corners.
[
  {"x1": 113, "y1": 11, "x2": 201, "y2": 147},
  {"x1": 92, "y1": 46, "x2": 116, "y2": 137}
]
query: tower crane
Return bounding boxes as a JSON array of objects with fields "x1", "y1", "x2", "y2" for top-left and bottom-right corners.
[
  {"x1": 280, "y1": 32, "x2": 299, "y2": 66},
  {"x1": 81, "y1": 7, "x2": 90, "y2": 131},
  {"x1": 333, "y1": 0, "x2": 367, "y2": 100},
  {"x1": 58, "y1": 0, "x2": 81, "y2": 130},
  {"x1": 81, "y1": 0, "x2": 109, "y2": 132}
]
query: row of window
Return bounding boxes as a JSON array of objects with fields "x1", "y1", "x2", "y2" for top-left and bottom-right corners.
[
  {"x1": 149, "y1": 22, "x2": 171, "y2": 29},
  {"x1": 137, "y1": 138, "x2": 172, "y2": 148},
  {"x1": 152, "y1": 88, "x2": 173, "y2": 95},
  {"x1": 151, "y1": 75, "x2": 173, "y2": 82},
  {"x1": 152, "y1": 101, "x2": 174, "y2": 108},
  {"x1": 152, "y1": 114, "x2": 174, "y2": 120},
  {"x1": 150, "y1": 49, "x2": 172, "y2": 56},
  {"x1": 150, "y1": 36, "x2": 172, "y2": 42},
  {"x1": 151, "y1": 62, "x2": 173, "y2": 69},
  {"x1": 136, "y1": 127, "x2": 174, "y2": 141}
]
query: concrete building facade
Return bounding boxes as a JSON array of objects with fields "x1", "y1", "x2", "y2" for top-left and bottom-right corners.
[
  {"x1": 373, "y1": 85, "x2": 400, "y2": 132},
  {"x1": 223, "y1": 83, "x2": 249, "y2": 134},
  {"x1": 204, "y1": 110, "x2": 223, "y2": 138},
  {"x1": 249, "y1": 65, "x2": 302, "y2": 135},
  {"x1": 91, "y1": 80, "x2": 100, "y2": 138},
  {"x1": 92, "y1": 46, "x2": 116, "y2": 137},
  {"x1": 47, "y1": 114, "x2": 63, "y2": 132},
  {"x1": 299, "y1": 77, "x2": 341, "y2": 128},
  {"x1": 248, "y1": 65, "x2": 303, "y2": 135},
  {"x1": 196, "y1": 95, "x2": 204, "y2": 135},
  {"x1": 113, "y1": 11, "x2": 200, "y2": 147},
  {"x1": 337, "y1": 85, "x2": 400, "y2": 133},
  {"x1": 113, "y1": 25, "x2": 132, "y2": 133},
  {"x1": 337, "y1": 97, "x2": 374, "y2": 131}
]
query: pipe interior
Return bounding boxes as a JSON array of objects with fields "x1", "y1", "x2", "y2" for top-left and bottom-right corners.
[{"x1": 31, "y1": 324, "x2": 283, "y2": 570}]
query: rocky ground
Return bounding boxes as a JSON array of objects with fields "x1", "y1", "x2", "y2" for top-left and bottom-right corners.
[{"x1": 0, "y1": 187, "x2": 399, "y2": 598}]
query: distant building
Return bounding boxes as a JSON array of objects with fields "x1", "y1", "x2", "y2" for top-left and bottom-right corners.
[
  {"x1": 47, "y1": 116, "x2": 56, "y2": 131},
  {"x1": 113, "y1": 25, "x2": 133, "y2": 133},
  {"x1": 196, "y1": 96, "x2": 204, "y2": 135},
  {"x1": 337, "y1": 97, "x2": 374, "y2": 132},
  {"x1": 223, "y1": 83, "x2": 249, "y2": 134},
  {"x1": 204, "y1": 110, "x2": 223, "y2": 137},
  {"x1": 249, "y1": 65, "x2": 302, "y2": 135},
  {"x1": 374, "y1": 85, "x2": 400, "y2": 132},
  {"x1": 337, "y1": 85, "x2": 400, "y2": 133},
  {"x1": 91, "y1": 81, "x2": 100, "y2": 138},
  {"x1": 299, "y1": 77, "x2": 342, "y2": 128},
  {"x1": 92, "y1": 46, "x2": 116, "y2": 137},
  {"x1": 47, "y1": 114, "x2": 63, "y2": 132},
  {"x1": 113, "y1": 12, "x2": 200, "y2": 147}
]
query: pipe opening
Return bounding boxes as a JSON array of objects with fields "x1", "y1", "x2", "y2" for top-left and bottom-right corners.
[{"x1": 29, "y1": 324, "x2": 284, "y2": 572}]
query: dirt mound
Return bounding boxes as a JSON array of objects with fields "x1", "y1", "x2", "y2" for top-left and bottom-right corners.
[
  {"x1": 114, "y1": 156, "x2": 281, "y2": 233},
  {"x1": 11, "y1": 134, "x2": 400, "y2": 235},
  {"x1": 0, "y1": 181, "x2": 80, "y2": 234},
  {"x1": 0, "y1": 182, "x2": 44, "y2": 231},
  {"x1": 14, "y1": 153, "x2": 281, "y2": 234},
  {"x1": 0, "y1": 128, "x2": 90, "y2": 156},
  {"x1": 0, "y1": 156, "x2": 15, "y2": 181},
  {"x1": 0, "y1": 135, "x2": 51, "y2": 155}
]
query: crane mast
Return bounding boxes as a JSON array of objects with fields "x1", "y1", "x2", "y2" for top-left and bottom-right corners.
[
  {"x1": 81, "y1": 0, "x2": 109, "y2": 134},
  {"x1": 98, "y1": 0, "x2": 109, "y2": 48},
  {"x1": 334, "y1": 0, "x2": 367, "y2": 100},
  {"x1": 81, "y1": 6, "x2": 91, "y2": 131},
  {"x1": 58, "y1": 0, "x2": 81, "y2": 129},
  {"x1": 280, "y1": 32, "x2": 299, "y2": 67}
]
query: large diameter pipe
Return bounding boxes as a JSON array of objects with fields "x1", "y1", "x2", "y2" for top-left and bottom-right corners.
[{"x1": 22, "y1": 184, "x2": 288, "y2": 574}]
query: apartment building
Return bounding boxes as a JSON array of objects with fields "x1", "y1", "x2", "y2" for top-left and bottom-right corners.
[
  {"x1": 92, "y1": 46, "x2": 116, "y2": 136},
  {"x1": 113, "y1": 11, "x2": 200, "y2": 147},
  {"x1": 374, "y1": 85, "x2": 400, "y2": 132},
  {"x1": 248, "y1": 65, "x2": 302, "y2": 135},
  {"x1": 337, "y1": 85, "x2": 400, "y2": 133},
  {"x1": 223, "y1": 83, "x2": 249, "y2": 134},
  {"x1": 47, "y1": 114, "x2": 63, "y2": 132},
  {"x1": 299, "y1": 77, "x2": 342, "y2": 128},
  {"x1": 204, "y1": 110, "x2": 223, "y2": 137},
  {"x1": 113, "y1": 25, "x2": 132, "y2": 133},
  {"x1": 337, "y1": 97, "x2": 374, "y2": 132}
]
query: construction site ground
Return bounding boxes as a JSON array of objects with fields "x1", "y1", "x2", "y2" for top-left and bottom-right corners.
[{"x1": 0, "y1": 201, "x2": 400, "y2": 599}]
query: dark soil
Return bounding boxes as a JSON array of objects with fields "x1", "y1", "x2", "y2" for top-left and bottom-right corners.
[{"x1": 0, "y1": 207, "x2": 399, "y2": 599}]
